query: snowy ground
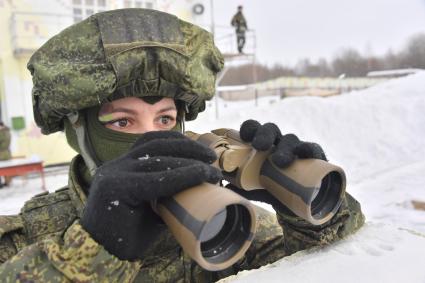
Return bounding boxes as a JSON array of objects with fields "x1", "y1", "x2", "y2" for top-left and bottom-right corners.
[
  {"x1": 1, "y1": 72, "x2": 425, "y2": 282},
  {"x1": 0, "y1": 166, "x2": 69, "y2": 215}
]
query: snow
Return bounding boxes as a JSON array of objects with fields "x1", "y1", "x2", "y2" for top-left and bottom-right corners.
[
  {"x1": 192, "y1": 72, "x2": 425, "y2": 282},
  {"x1": 138, "y1": 154, "x2": 150, "y2": 160},
  {"x1": 219, "y1": 223, "x2": 425, "y2": 283},
  {"x1": 1, "y1": 72, "x2": 425, "y2": 282},
  {"x1": 0, "y1": 167, "x2": 68, "y2": 215}
]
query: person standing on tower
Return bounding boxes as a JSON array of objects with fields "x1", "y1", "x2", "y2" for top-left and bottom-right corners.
[{"x1": 231, "y1": 5, "x2": 248, "y2": 53}]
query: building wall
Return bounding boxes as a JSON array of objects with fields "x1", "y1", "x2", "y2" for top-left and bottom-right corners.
[{"x1": 0, "y1": 0, "x2": 76, "y2": 164}]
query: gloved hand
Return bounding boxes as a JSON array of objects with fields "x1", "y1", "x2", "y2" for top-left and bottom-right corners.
[
  {"x1": 227, "y1": 119, "x2": 327, "y2": 213},
  {"x1": 81, "y1": 131, "x2": 222, "y2": 261},
  {"x1": 239, "y1": 119, "x2": 327, "y2": 167}
]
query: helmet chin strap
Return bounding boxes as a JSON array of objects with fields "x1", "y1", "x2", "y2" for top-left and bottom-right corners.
[
  {"x1": 67, "y1": 111, "x2": 100, "y2": 176},
  {"x1": 180, "y1": 101, "x2": 189, "y2": 134},
  {"x1": 181, "y1": 119, "x2": 185, "y2": 133},
  {"x1": 180, "y1": 108, "x2": 186, "y2": 134}
]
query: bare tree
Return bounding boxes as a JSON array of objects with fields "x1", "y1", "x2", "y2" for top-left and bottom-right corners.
[
  {"x1": 332, "y1": 48, "x2": 368, "y2": 77},
  {"x1": 399, "y1": 33, "x2": 425, "y2": 68},
  {"x1": 219, "y1": 32, "x2": 425, "y2": 84}
]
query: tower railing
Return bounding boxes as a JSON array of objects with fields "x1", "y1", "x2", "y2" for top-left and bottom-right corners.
[{"x1": 197, "y1": 25, "x2": 258, "y2": 118}]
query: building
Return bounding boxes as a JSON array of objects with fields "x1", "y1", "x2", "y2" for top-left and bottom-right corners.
[
  {"x1": 367, "y1": 68, "x2": 424, "y2": 78},
  {"x1": 217, "y1": 76, "x2": 389, "y2": 101},
  {"x1": 0, "y1": 0, "x2": 211, "y2": 164}
]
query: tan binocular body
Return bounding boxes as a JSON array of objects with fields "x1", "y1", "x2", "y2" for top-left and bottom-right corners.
[{"x1": 153, "y1": 129, "x2": 346, "y2": 271}]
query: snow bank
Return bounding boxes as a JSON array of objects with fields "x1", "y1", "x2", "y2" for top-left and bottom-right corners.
[
  {"x1": 188, "y1": 72, "x2": 425, "y2": 283},
  {"x1": 189, "y1": 72, "x2": 425, "y2": 184},
  {"x1": 219, "y1": 223, "x2": 425, "y2": 283}
]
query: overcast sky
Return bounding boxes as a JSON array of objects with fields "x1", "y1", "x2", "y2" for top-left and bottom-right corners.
[{"x1": 208, "y1": 0, "x2": 425, "y2": 66}]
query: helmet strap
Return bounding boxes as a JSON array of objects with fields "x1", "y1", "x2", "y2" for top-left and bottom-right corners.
[
  {"x1": 181, "y1": 118, "x2": 185, "y2": 133},
  {"x1": 180, "y1": 103, "x2": 187, "y2": 133},
  {"x1": 67, "y1": 111, "x2": 100, "y2": 176}
]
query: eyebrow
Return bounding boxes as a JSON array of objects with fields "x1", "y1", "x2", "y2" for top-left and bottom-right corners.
[
  {"x1": 102, "y1": 108, "x2": 138, "y2": 115},
  {"x1": 157, "y1": 106, "x2": 177, "y2": 114},
  {"x1": 100, "y1": 105, "x2": 177, "y2": 117}
]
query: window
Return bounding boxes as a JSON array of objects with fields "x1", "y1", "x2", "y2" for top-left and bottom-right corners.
[
  {"x1": 73, "y1": 8, "x2": 82, "y2": 15},
  {"x1": 120, "y1": 1, "x2": 156, "y2": 9},
  {"x1": 72, "y1": 0, "x2": 109, "y2": 23}
]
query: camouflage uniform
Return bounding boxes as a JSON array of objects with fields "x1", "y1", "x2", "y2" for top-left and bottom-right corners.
[
  {"x1": 0, "y1": 9, "x2": 365, "y2": 282},
  {"x1": 230, "y1": 9, "x2": 248, "y2": 53},
  {"x1": 0, "y1": 125, "x2": 12, "y2": 187},
  {"x1": 0, "y1": 155, "x2": 365, "y2": 282},
  {"x1": 0, "y1": 126, "x2": 11, "y2": 161}
]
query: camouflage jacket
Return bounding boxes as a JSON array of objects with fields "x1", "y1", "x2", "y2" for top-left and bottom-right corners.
[
  {"x1": 0, "y1": 155, "x2": 365, "y2": 282},
  {"x1": 0, "y1": 126, "x2": 11, "y2": 161},
  {"x1": 230, "y1": 12, "x2": 247, "y2": 33}
]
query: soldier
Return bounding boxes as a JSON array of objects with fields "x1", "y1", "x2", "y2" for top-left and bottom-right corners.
[
  {"x1": 0, "y1": 9, "x2": 364, "y2": 282},
  {"x1": 0, "y1": 122, "x2": 12, "y2": 187},
  {"x1": 231, "y1": 5, "x2": 248, "y2": 53}
]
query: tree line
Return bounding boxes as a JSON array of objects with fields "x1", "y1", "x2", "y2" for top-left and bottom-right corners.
[{"x1": 220, "y1": 33, "x2": 425, "y2": 85}]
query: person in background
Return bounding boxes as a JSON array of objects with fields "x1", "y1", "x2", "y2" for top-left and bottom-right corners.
[
  {"x1": 231, "y1": 5, "x2": 248, "y2": 53},
  {"x1": 0, "y1": 121, "x2": 12, "y2": 187},
  {"x1": 0, "y1": 9, "x2": 364, "y2": 282}
]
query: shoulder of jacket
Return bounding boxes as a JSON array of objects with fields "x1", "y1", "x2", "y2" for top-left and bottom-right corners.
[
  {"x1": 0, "y1": 214, "x2": 24, "y2": 238},
  {"x1": 20, "y1": 187, "x2": 79, "y2": 243},
  {"x1": 21, "y1": 187, "x2": 70, "y2": 212}
]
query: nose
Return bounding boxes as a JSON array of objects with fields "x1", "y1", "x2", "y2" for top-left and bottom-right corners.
[{"x1": 137, "y1": 121, "x2": 159, "y2": 134}]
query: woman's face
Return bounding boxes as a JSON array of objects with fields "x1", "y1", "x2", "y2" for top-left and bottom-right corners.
[{"x1": 98, "y1": 97, "x2": 178, "y2": 134}]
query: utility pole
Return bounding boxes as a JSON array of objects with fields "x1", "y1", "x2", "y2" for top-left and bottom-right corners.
[
  {"x1": 210, "y1": 0, "x2": 215, "y2": 37},
  {"x1": 210, "y1": 0, "x2": 220, "y2": 119}
]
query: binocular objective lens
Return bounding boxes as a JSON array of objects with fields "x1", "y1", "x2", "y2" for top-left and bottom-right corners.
[
  {"x1": 311, "y1": 171, "x2": 342, "y2": 219},
  {"x1": 199, "y1": 209, "x2": 227, "y2": 242},
  {"x1": 200, "y1": 204, "x2": 252, "y2": 264}
]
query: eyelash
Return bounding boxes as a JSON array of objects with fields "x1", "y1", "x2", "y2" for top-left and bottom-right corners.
[
  {"x1": 102, "y1": 115, "x2": 176, "y2": 128},
  {"x1": 158, "y1": 115, "x2": 175, "y2": 124},
  {"x1": 104, "y1": 118, "x2": 130, "y2": 128}
]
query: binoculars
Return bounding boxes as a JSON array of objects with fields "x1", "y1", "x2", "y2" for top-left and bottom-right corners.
[{"x1": 152, "y1": 129, "x2": 346, "y2": 271}]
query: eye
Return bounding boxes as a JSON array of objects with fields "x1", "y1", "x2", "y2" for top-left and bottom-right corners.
[
  {"x1": 156, "y1": 115, "x2": 176, "y2": 129},
  {"x1": 160, "y1": 116, "x2": 172, "y2": 125},
  {"x1": 111, "y1": 118, "x2": 129, "y2": 128}
]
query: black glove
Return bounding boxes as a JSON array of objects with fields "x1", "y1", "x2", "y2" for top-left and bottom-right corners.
[
  {"x1": 239, "y1": 119, "x2": 327, "y2": 167},
  {"x1": 81, "y1": 131, "x2": 222, "y2": 261},
  {"x1": 228, "y1": 120, "x2": 327, "y2": 213}
]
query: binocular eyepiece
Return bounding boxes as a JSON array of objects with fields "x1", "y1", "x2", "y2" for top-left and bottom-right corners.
[{"x1": 153, "y1": 129, "x2": 346, "y2": 270}]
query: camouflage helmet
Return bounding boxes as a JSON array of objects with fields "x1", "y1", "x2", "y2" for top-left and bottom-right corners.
[{"x1": 28, "y1": 8, "x2": 224, "y2": 135}]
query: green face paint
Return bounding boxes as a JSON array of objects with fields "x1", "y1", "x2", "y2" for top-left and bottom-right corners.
[{"x1": 98, "y1": 113, "x2": 115, "y2": 123}]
